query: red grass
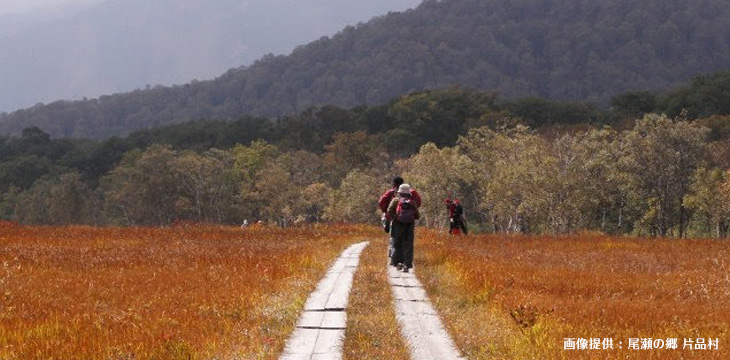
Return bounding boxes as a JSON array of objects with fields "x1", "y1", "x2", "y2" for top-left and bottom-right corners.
[
  {"x1": 415, "y1": 230, "x2": 730, "y2": 359},
  {"x1": 0, "y1": 224, "x2": 378, "y2": 359}
]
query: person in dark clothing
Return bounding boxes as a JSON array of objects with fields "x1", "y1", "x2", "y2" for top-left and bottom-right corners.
[
  {"x1": 446, "y1": 198, "x2": 468, "y2": 235},
  {"x1": 387, "y1": 183, "x2": 420, "y2": 272},
  {"x1": 379, "y1": 176, "x2": 421, "y2": 261}
]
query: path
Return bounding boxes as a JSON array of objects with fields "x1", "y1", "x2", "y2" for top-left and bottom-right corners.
[
  {"x1": 388, "y1": 266, "x2": 465, "y2": 359},
  {"x1": 280, "y1": 241, "x2": 369, "y2": 360},
  {"x1": 280, "y1": 240, "x2": 464, "y2": 359}
]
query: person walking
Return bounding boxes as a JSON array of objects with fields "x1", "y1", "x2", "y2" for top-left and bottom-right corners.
[
  {"x1": 446, "y1": 198, "x2": 468, "y2": 235},
  {"x1": 387, "y1": 183, "x2": 420, "y2": 272},
  {"x1": 379, "y1": 176, "x2": 421, "y2": 262}
]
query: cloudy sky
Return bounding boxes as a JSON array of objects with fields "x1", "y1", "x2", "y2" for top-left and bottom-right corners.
[{"x1": 0, "y1": 0, "x2": 104, "y2": 14}]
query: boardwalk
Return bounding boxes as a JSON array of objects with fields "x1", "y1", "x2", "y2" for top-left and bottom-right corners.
[
  {"x1": 280, "y1": 242, "x2": 369, "y2": 360},
  {"x1": 280, "y1": 241, "x2": 464, "y2": 359},
  {"x1": 388, "y1": 266, "x2": 465, "y2": 359}
]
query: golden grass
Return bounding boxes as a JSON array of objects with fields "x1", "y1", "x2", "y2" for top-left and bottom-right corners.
[
  {"x1": 415, "y1": 229, "x2": 730, "y2": 359},
  {"x1": 0, "y1": 223, "x2": 379, "y2": 359},
  {"x1": 6, "y1": 223, "x2": 726, "y2": 359},
  {"x1": 343, "y1": 237, "x2": 410, "y2": 359}
]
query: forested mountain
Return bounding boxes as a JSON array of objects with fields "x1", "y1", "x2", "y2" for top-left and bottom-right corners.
[
  {"x1": 0, "y1": 0, "x2": 421, "y2": 112},
  {"x1": 2, "y1": 0, "x2": 730, "y2": 139}
]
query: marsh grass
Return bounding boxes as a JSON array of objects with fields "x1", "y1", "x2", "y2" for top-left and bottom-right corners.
[
  {"x1": 0, "y1": 224, "x2": 378, "y2": 359},
  {"x1": 415, "y1": 229, "x2": 730, "y2": 359},
  {"x1": 342, "y1": 238, "x2": 410, "y2": 359}
]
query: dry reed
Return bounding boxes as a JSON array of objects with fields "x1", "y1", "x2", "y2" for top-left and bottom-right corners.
[
  {"x1": 0, "y1": 223, "x2": 378, "y2": 359},
  {"x1": 415, "y1": 229, "x2": 730, "y2": 359}
]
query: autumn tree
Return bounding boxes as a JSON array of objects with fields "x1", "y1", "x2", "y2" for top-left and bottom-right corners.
[
  {"x1": 322, "y1": 131, "x2": 387, "y2": 187},
  {"x1": 13, "y1": 179, "x2": 53, "y2": 224},
  {"x1": 102, "y1": 145, "x2": 182, "y2": 226},
  {"x1": 47, "y1": 172, "x2": 99, "y2": 225},
  {"x1": 249, "y1": 162, "x2": 299, "y2": 224},
  {"x1": 620, "y1": 114, "x2": 709, "y2": 237},
  {"x1": 325, "y1": 169, "x2": 380, "y2": 224},
  {"x1": 459, "y1": 125, "x2": 553, "y2": 233},
  {"x1": 172, "y1": 149, "x2": 239, "y2": 223},
  {"x1": 231, "y1": 140, "x2": 281, "y2": 221},
  {"x1": 684, "y1": 168, "x2": 729, "y2": 238},
  {"x1": 549, "y1": 128, "x2": 628, "y2": 233},
  {"x1": 401, "y1": 142, "x2": 476, "y2": 228}
]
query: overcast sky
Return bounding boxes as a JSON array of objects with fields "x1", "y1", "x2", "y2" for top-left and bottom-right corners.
[{"x1": 0, "y1": 0, "x2": 104, "y2": 15}]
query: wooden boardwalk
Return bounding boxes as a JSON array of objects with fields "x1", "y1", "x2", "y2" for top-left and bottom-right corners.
[
  {"x1": 388, "y1": 266, "x2": 465, "y2": 359},
  {"x1": 280, "y1": 242, "x2": 369, "y2": 360},
  {"x1": 280, "y1": 241, "x2": 464, "y2": 359}
]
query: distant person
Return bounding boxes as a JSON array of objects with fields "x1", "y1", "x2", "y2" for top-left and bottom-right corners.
[
  {"x1": 445, "y1": 198, "x2": 468, "y2": 235},
  {"x1": 379, "y1": 176, "x2": 421, "y2": 260},
  {"x1": 241, "y1": 219, "x2": 249, "y2": 228},
  {"x1": 387, "y1": 183, "x2": 420, "y2": 272}
]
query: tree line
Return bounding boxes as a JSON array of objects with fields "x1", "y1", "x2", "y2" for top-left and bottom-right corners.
[{"x1": 1, "y1": 108, "x2": 729, "y2": 238}]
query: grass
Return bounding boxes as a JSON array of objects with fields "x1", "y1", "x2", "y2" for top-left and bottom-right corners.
[
  {"x1": 415, "y1": 229, "x2": 730, "y2": 359},
  {"x1": 0, "y1": 223, "x2": 378, "y2": 359},
  {"x1": 343, "y1": 236, "x2": 410, "y2": 359},
  {"x1": 4, "y1": 222, "x2": 728, "y2": 359}
]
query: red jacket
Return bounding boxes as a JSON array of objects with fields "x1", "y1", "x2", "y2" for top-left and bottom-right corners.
[{"x1": 379, "y1": 187, "x2": 421, "y2": 218}]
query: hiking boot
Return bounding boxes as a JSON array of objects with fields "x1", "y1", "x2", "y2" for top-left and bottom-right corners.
[
  {"x1": 402, "y1": 267, "x2": 409, "y2": 273},
  {"x1": 396, "y1": 263, "x2": 404, "y2": 271}
]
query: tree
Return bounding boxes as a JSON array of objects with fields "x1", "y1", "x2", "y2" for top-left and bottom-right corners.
[
  {"x1": 401, "y1": 142, "x2": 476, "y2": 228},
  {"x1": 620, "y1": 114, "x2": 709, "y2": 237},
  {"x1": 47, "y1": 172, "x2": 99, "y2": 225},
  {"x1": 550, "y1": 128, "x2": 628, "y2": 233},
  {"x1": 325, "y1": 169, "x2": 380, "y2": 224},
  {"x1": 172, "y1": 149, "x2": 239, "y2": 223},
  {"x1": 231, "y1": 140, "x2": 281, "y2": 221},
  {"x1": 610, "y1": 90, "x2": 657, "y2": 117},
  {"x1": 249, "y1": 163, "x2": 299, "y2": 224},
  {"x1": 13, "y1": 179, "x2": 53, "y2": 224},
  {"x1": 322, "y1": 131, "x2": 387, "y2": 186},
  {"x1": 102, "y1": 145, "x2": 182, "y2": 226},
  {"x1": 684, "y1": 168, "x2": 729, "y2": 238},
  {"x1": 299, "y1": 183, "x2": 332, "y2": 223},
  {"x1": 459, "y1": 125, "x2": 552, "y2": 233}
]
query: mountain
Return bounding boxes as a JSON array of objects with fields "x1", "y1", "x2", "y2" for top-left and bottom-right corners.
[
  {"x1": 2, "y1": 0, "x2": 730, "y2": 139},
  {"x1": 0, "y1": 0, "x2": 421, "y2": 112}
]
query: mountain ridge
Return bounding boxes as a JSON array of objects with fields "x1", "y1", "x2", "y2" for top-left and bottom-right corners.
[
  {"x1": 0, "y1": 0, "x2": 421, "y2": 112},
  {"x1": 2, "y1": 0, "x2": 730, "y2": 139}
]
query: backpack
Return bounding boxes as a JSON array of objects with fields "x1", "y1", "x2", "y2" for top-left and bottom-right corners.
[
  {"x1": 395, "y1": 197, "x2": 418, "y2": 224},
  {"x1": 453, "y1": 203, "x2": 464, "y2": 219}
]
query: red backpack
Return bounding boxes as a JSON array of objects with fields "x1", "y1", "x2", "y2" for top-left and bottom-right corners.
[{"x1": 395, "y1": 197, "x2": 418, "y2": 224}]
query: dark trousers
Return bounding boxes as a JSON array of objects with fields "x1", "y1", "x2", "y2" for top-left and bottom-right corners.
[
  {"x1": 449, "y1": 218, "x2": 468, "y2": 234},
  {"x1": 390, "y1": 221, "x2": 415, "y2": 268}
]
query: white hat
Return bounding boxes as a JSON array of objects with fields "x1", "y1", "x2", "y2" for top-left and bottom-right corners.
[{"x1": 398, "y1": 183, "x2": 411, "y2": 194}]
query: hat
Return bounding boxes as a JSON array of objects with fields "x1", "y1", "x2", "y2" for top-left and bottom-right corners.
[{"x1": 398, "y1": 183, "x2": 411, "y2": 194}]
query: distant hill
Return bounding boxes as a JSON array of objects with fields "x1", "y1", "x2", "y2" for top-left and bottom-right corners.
[
  {"x1": 3, "y1": 0, "x2": 730, "y2": 139},
  {"x1": 0, "y1": 0, "x2": 421, "y2": 112}
]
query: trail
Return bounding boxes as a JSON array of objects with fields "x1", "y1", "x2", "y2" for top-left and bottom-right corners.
[
  {"x1": 280, "y1": 241, "x2": 369, "y2": 360},
  {"x1": 280, "y1": 240, "x2": 464, "y2": 359},
  {"x1": 388, "y1": 266, "x2": 465, "y2": 359}
]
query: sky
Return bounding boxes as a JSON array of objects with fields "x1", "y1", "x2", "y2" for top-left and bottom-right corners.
[
  {"x1": 0, "y1": 0, "x2": 103, "y2": 15},
  {"x1": 0, "y1": 0, "x2": 423, "y2": 112}
]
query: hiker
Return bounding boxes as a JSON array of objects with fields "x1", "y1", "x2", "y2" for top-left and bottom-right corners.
[
  {"x1": 388, "y1": 183, "x2": 420, "y2": 272},
  {"x1": 378, "y1": 176, "x2": 422, "y2": 232},
  {"x1": 446, "y1": 198, "x2": 468, "y2": 235},
  {"x1": 378, "y1": 176, "x2": 421, "y2": 259}
]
